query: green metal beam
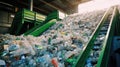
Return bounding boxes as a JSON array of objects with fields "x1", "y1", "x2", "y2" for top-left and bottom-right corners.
[
  {"x1": 24, "y1": 19, "x2": 56, "y2": 36},
  {"x1": 23, "y1": 10, "x2": 60, "y2": 36}
]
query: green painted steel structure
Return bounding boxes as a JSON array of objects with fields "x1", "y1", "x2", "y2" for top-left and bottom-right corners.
[
  {"x1": 9, "y1": 9, "x2": 46, "y2": 35},
  {"x1": 24, "y1": 19, "x2": 56, "y2": 36},
  {"x1": 23, "y1": 10, "x2": 61, "y2": 36},
  {"x1": 9, "y1": 9, "x2": 60, "y2": 35},
  {"x1": 97, "y1": 6, "x2": 120, "y2": 67},
  {"x1": 74, "y1": 6, "x2": 120, "y2": 67}
]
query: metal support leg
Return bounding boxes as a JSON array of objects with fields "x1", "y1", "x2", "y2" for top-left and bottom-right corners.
[{"x1": 29, "y1": 0, "x2": 33, "y2": 11}]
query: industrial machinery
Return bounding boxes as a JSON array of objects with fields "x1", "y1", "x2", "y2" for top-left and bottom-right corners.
[
  {"x1": 23, "y1": 6, "x2": 120, "y2": 67},
  {"x1": 9, "y1": 9, "x2": 66, "y2": 36},
  {"x1": 8, "y1": 6, "x2": 120, "y2": 67},
  {"x1": 9, "y1": 9, "x2": 46, "y2": 35},
  {"x1": 24, "y1": 10, "x2": 66, "y2": 36},
  {"x1": 74, "y1": 6, "x2": 120, "y2": 67}
]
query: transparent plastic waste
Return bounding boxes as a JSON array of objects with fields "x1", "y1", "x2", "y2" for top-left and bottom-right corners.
[
  {"x1": 28, "y1": 59, "x2": 36, "y2": 67},
  {"x1": 0, "y1": 59, "x2": 6, "y2": 66},
  {"x1": 8, "y1": 44, "x2": 19, "y2": 51},
  {"x1": 0, "y1": 9, "x2": 106, "y2": 67}
]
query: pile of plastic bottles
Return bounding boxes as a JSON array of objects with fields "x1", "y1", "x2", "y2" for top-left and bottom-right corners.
[{"x1": 0, "y1": 10, "x2": 105, "y2": 67}]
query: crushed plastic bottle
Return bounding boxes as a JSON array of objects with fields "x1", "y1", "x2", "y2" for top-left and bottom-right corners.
[
  {"x1": 8, "y1": 44, "x2": 19, "y2": 51},
  {"x1": 85, "y1": 62, "x2": 93, "y2": 67},
  {"x1": 21, "y1": 55, "x2": 26, "y2": 63},
  {"x1": 28, "y1": 59, "x2": 36, "y2": 67},
  {"x1": 1, "y1": 50, "x2": 9, "y2": 56},
  {"x1": 0, "y1": 59, "x2": 6, "y2": 66}
]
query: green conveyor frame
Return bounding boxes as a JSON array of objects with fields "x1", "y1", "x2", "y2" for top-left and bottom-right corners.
[
  {"x1": 24, "y1": 19, "x2": 56, "y2": 36},
  {"x1": 9, "y1": 9, "x2": 46, "y2": 35},
  {"x1": 10, "y1": 9, "x2": 61, "y2": 35},
  {"x1": 74, "y1": 6, "x2": 119, "y2": 67},
  {"x1": 23, "y1": 10, "x2": 64, "y2": 36},
  {"x1": 45, "y1": 10, "x2": 59, "y2": 22},
  {"x1": 97, "y1": 6, "x2": 119, "y2": 67}
]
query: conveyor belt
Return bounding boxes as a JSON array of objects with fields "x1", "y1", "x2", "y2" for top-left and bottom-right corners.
[
  {"x1": 74, "y1": 6, "x2": 119, "y2": 67},
  {"x1": 24, "y1": 19, "x2": 56, "y2": 36},
  {"x1": 97, "y1": 6, "x2": 120, "y2": 67},
  {"x1": 108, "y1": 7, "x2": 120, "y2": 67},
  {"x1": 84, "y1": 21, "x2": 110, "y2": 67},
  {"x1": 23, "y1": 10, "x2": 61, "y2": 36}
]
